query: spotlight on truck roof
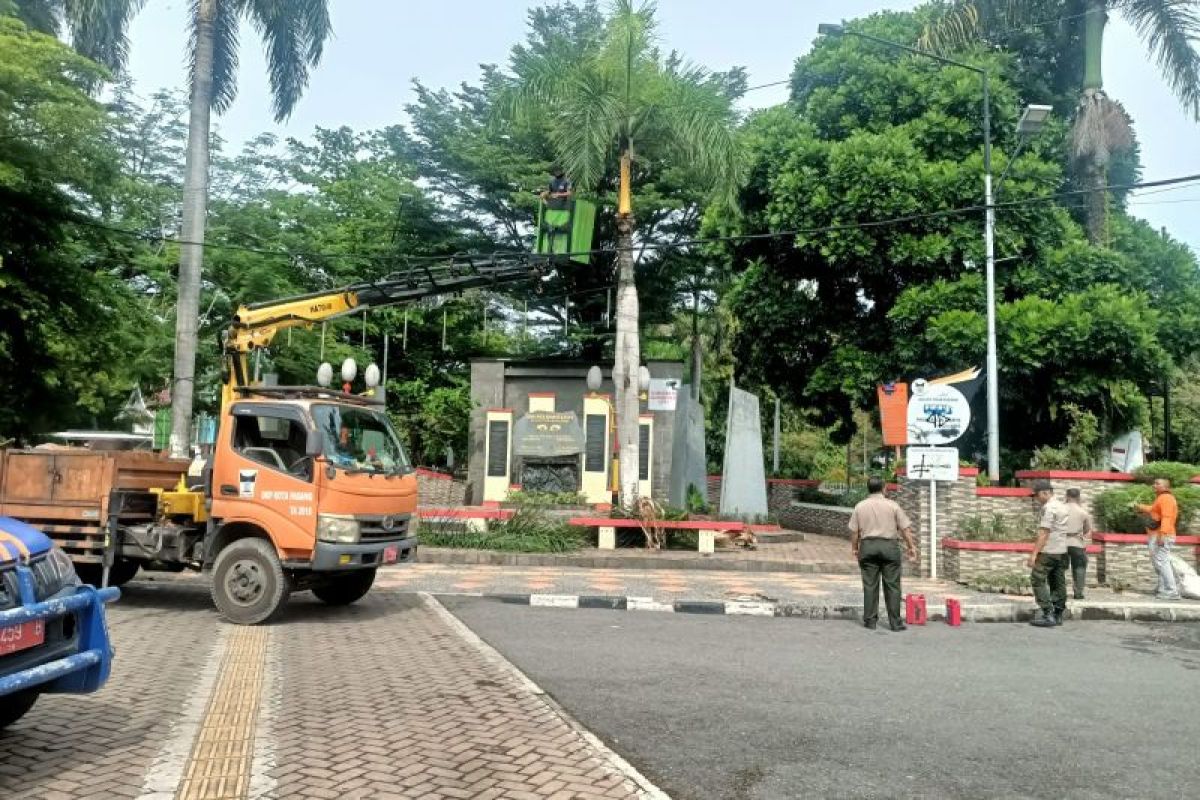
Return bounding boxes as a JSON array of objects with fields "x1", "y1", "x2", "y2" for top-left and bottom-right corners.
[
  {"x1": 364, "y1": 363, "x2": 381, "y2": 389},
  {"x1": 316, "y1": 362, "x2": 333, "y2": 387},
  {"x1": 341, "y1": 358, "x2": 358, "y2": 383}
]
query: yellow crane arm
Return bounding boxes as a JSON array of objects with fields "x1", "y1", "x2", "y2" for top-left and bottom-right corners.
[{"x1": 219, "y1": 255, "x2": 547, "y2": 404}]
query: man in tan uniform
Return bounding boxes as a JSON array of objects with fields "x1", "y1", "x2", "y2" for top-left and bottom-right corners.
[
  {"x1": 1064, "y1": 488, "x2": 1093, "y2": 599},
  {"x1": 1029, "y1": 480, "x2": 1071, "y2": 627},
  {"x1": 849, "y1": 477, "x2": 919, "y2": 630}
]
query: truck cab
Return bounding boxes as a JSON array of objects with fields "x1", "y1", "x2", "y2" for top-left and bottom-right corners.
[{"x1": 201, "y1": 388, "x2": 418, "y2": 623}]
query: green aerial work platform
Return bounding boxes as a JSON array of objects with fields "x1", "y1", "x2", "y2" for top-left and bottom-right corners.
[{"x1": 535, "y1": 198, "x2": 596, "y2": 265}]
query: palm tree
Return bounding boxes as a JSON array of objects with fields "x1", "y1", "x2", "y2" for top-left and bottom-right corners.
[
  {"x1": 502, "y1": 0, "x2": 741, "y2": 506},
  {"x1": 5, "y1": 0, "x2": 144, "y2": 77},
  {"x1": 920, "y1": 0, "x2": 1200, "y2": 244},
  {"x1": 169, "y1": 0, "x2": 331, "y2": 456}
]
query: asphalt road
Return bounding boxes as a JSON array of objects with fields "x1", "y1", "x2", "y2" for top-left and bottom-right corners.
[{"x1": 442, "y1": 598, "x2": 1200, "y2": 800}]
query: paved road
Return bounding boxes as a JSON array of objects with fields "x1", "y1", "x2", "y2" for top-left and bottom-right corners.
[
  {"x1": 443, "y1": 597, "x2": 1200, "y2": 800},
  {"x1": 1, "y1": 581, "x2": 643, "y2": 800}
]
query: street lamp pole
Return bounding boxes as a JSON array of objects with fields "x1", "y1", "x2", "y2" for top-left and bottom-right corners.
[
  {"x1": 982, "y1": 72, "x2": 1001, "y2": 484},
  {"x1": 818, "y1": 23, "x2": 1000, "y2": 482}
]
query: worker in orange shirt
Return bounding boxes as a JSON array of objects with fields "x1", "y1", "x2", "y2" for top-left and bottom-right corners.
[{"x1": 1134, "y1": 478, "x2": 1181, "y2": 601}]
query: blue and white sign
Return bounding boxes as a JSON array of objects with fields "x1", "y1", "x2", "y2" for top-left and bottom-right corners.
[{"x1": 906, "y1": 380, "x2": 971, "y2": 446}]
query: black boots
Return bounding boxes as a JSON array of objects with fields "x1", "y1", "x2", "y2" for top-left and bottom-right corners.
[{"x1": 1030, "y1": 610, "x2": 1057, "y2": 628}]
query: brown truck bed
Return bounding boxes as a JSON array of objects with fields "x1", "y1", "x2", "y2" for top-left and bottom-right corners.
[{"x1": 0, "y1": 449, "x2": 191, "y2": 561}]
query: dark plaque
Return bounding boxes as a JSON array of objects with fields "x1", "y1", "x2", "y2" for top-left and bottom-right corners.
[
  {"x1": 638, "y1": 423, "x2": 650, "y2": 480},
  {"x1": 585, "y1": 414, "x2": 606, "y2": 472},
  {"x1": 513, "y1": 411, "x2": 585, "y2": 458},
  {"x1": 487, "y1": 420, "x2": 509, "y2": 477}
]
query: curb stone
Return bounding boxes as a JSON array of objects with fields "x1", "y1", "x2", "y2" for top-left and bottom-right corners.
[{"x1": 444, "y1": 592, "x2": 1200, "y2": 623}]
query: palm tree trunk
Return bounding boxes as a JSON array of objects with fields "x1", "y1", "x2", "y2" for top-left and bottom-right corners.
[
  {"x1": 170, "y1": 0, "x2": 217, "y2": 457},
  {"x1": 614, "y1": 212, "x2": 640, "y2": 507},
  {"x1": 1082, "y1": 0, "x2": 1107, "y2": 92},
  {"x1": 1081, "y1": 0, "x2": 1109, "y2": 245},
  {"x1": 1084, "y1": 156, "x2": 1108, "y2": 244}
]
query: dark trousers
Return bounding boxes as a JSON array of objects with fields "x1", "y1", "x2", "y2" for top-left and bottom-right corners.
[
  {"x1": 1031, "y1": 553, "x2": 1069, "y2": 614},
  {"x1": 859, "y1": 538, "x2": 903, "y2": 625},
  {"x1": 1067, "y1": 546, "x2": 1088, "y2": 598}
]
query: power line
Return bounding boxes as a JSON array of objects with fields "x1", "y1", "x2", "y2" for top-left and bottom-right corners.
[{"x1": 32, "y1": 172, "x2": 1200, "y2": 266}]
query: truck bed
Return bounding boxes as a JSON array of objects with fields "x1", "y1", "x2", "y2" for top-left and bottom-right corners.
[{"x1": 0, "y1": 449, "x2": 191, "y2": 562}]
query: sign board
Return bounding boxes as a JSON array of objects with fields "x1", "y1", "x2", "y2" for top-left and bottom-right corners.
[
  {"x1": 905, "y1": 447, "x2": 959, "y2": 482},
  {"x1": 877, "y1": 382, "x2": 909, "y2": 446},
  {"x1": 647, "y1": 378, "x2": 680, "y2": 411},
  {"x1": 906, "y1": 379, "x2": 971, "y2": 446},
  {"x1": 512, "y1": 411, "x2": 585, "y2": 458}
]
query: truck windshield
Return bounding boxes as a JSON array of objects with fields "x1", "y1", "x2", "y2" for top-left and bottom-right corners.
[{"x1": 312, "y1": 405, "x2": 411, "y2": 475}]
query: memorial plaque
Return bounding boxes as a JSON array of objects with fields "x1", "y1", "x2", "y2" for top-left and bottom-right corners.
[
  {"x1": 486, "y1": 420, "x2": 509, "y2": 477},
  {"x1": 638, "y1": 423, "x2": 650, "y2": 480},
  {"x1": 585, "y1": 414, "x2": 607, "y2": 472},
  {"x1": 513, "y1": 411, "x2": 585, "y2": 458}
]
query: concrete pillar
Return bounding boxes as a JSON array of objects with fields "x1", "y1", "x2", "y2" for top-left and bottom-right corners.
[
  {"x1": 582, "y1": 394, "x2": 612, "y2": 504},
  {"x1": 483, "y1": 408, "x2": 514, "y2": 503}
]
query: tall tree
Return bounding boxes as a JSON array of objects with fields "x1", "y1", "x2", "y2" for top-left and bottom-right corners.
[
  {"x1": 170, "y1": 0, "x2": 331, "y2": 457},
  {"x1": 4, "y1": 0, "x2": 144, "y2": 77},
  {"x1": 920, "y1": 0, "x2": 1200, "y2": 243},
  {"x1": 501, "y1": 0, "x2": 741, "y2": 505}
]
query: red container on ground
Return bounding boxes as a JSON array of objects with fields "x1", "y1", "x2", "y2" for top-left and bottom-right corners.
[
  {"x1": 905, "y1": 594, "x2": 927, "y2": 625},
  {"x1": 945, "y1": 598, "x2": 962, "y2": 626}
]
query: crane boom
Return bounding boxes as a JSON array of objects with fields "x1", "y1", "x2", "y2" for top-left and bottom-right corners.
[{"x1": 221, "y1": 253, "x2": 546, "y2": 403}]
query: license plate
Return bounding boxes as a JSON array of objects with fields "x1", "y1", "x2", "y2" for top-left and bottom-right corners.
[
  {"x1": 381, "y1": 545, "x2": 399, "y2": 565},
  {"x1": 0, "y1": 620, "x2": 45, "y2": 656}
]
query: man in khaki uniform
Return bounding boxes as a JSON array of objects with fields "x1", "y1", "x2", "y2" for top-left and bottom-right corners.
[
  {"x1": 849, "y1": 477, "x2": 919, "y2": 631},
  {"x1": 1064, "y1": 488, "x2": 1093, "y2": 599},
  {"x1": 1028, "y1": 479, "x2": 1071, "y2": 627}
]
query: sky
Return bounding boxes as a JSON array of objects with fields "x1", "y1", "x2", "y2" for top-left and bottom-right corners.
[{"x1": 122, "y1": 0, "x2": 1200, "y2": 253}]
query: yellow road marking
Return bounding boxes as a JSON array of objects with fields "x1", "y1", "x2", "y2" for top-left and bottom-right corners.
[{"x1": 175, "y1": 626, "x2": 268, "y2": 800}]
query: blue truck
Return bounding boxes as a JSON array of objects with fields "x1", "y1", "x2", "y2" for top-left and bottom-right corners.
[{"x1": 1, "y1": 516, "x2": 119, "y2": 730}]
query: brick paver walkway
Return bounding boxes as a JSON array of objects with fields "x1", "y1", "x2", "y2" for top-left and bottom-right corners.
[
  {"x1": 269, "y1": 593, "x2": 639, "y2": 800},
  {"x1": 0, "y1": 585, "x2": 644, "y2": 800}
]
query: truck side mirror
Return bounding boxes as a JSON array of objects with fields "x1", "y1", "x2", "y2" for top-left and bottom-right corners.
[{"x1": 305, "y1": 429, "x2": 324, "y2": 458}]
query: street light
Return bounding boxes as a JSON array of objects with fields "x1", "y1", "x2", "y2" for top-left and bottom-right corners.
[{"x1": 816, "y1": 23, "x2": 1030, "y2": 483}]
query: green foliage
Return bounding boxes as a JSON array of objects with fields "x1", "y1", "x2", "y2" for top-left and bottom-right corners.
[
  {"x1": 419, "y1": 505, "x2": 586, "y2": 553},
  {"x1": 1093, "y1": 484, "x2": 1200, "y2": 533},
  {"x1": 1031, "y1": 405, "x2": 1102, "y2": 470},
  {"x1": 793, "y1": 487, "x2": 867, "y2": 509},
  {"x1": 0, "y1": 17, "x2": 150, "y2": 435},
  {"x1": 774, "y1": 409, "x2": 848, "y2": 479},
  {"x1": 1133, "y1": 462, "x2": 1200, "y2": 487},
  {"x1": 505, "y1": 490, "x2": 587, "y2": 507},
  {"x1": 956, "y1": 514, "x2": 1034, "y2": 543},
  {"x1": 685, "y1": 484, "x2": 709, "y2": 515}
]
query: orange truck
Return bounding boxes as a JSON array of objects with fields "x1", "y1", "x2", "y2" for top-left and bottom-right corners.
[{"x1": 0, "y1": 257, "x2": 543, "y2": 623}]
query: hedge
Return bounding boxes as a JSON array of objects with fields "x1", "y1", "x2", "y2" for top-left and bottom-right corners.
[
  {"x1": 1092, "y1": 484, "x2": 1200, "y2": 534},
  {"x1": 1133, "y1": 461, "x2": 1200, "y2": 487}
]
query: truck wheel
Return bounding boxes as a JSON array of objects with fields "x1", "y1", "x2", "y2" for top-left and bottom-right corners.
[
  {"x1": 312, "y1": 569, "x2": 376, "y2": 606},
  {"x1": 211, "y1": 538, "x2": 290, "y2": 625},
  {"x1": 0, "y1": 690, "x2": 38, "y2": 730}
]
